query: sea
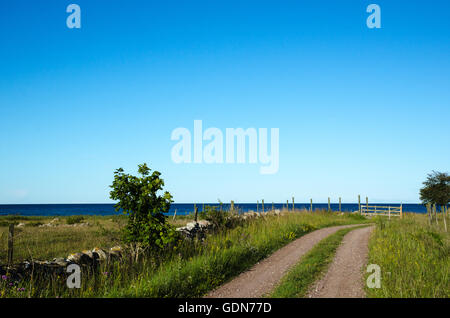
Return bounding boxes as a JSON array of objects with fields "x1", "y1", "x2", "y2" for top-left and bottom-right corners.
[{"x1": 0, "y1": 203, "x2": 427, "y2": 217}]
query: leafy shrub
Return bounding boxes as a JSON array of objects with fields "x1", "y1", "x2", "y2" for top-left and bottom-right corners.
[
  {"x1": 201, "y1": 205, "x2": 245, "y2": 231},
  {"x1": 201, "y1": 205, "x2": 227, "y2": 229},
  {"x1": 109, "y1": 163, "x2": 179, "y2": 250},
  {"x1": 66, "y1": 216, "x2": 84, "y2": 225}
]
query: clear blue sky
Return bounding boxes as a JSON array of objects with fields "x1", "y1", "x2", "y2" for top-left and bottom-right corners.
[{"x1": 1, "y1": 1, "x2": 449, "y2": 204}]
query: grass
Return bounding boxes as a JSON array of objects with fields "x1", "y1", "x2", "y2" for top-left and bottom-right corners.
[
  {"x1": 0, "y1": 214, "x2": 196, "y2": 263},
  {"x1": 365, "y1": 214, "x2": 449, "y2": 298},
  {"x1": 270, "y1": 225, "x2": 368, "y2": 298},
  {"x1": 0, "y1": 210, "x2": 368, "y2": 298},
  {"x1": 0, "y1": 215, "x2": 126, "y2": 262}
]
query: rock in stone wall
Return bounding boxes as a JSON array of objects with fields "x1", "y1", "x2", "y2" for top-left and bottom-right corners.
[{"x1": 176, "y1": 220, "x2": 213, "y2": 239}]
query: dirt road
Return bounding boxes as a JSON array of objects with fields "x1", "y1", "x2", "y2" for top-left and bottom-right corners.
[
  {"x1": 307, "y1": 226, "x2": 374, "y2": 298},
  {"x1": 205, "y1": 224, "x2": 363, "y2": 298}
]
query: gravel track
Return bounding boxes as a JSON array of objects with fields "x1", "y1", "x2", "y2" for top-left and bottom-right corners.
[
  {"x1": 205, "y1": 224, "x2": 363, "y2": 298},
  {"x1": 307, "y1": 226, "x2": 374, "y2": 298}
]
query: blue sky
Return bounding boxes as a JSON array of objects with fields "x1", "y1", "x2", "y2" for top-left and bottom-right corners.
[{"x1": 0, "y1": 0, "x2": 449, "y2": 204}]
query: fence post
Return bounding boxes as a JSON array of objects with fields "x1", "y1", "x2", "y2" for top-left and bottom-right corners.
[
  {"x1": 292, "y1": 196, "x2": 295, "y2": 211},
  {"x1": 433, "y1": 204, "x2": 438, "y2": 225},
  {"x1": 8, "y1": 224, "x2": 14, "y2": 266},
  {"x1": 173, "y1": 209, "x2": 177, "y2": 220},
  {"x1": 262, "y1": 199, "x2": 265, "y2": 213},
  {"x1": 366, "y1": 197, "x2": 369, "y2": 215},
  {"x1": 310, "y1": 199, "x2": 313, "y2": 212},
  {"x1": 388, "y1": 206, "x2": 391, "y2": 220},
  {"x1": 339, "y1": 197, "x2": 341, "y2": 213},
  {"x1": 194, "y1": 205, "x2": 198, "y2": 222},
  {"x1": 442, "y1": 205, "x2": 447, "y2": 232},
  {"x1": 358, "y1": 195, "x2": 361, "y2": 214},
  {"x1": 287, "y1": 200, "x2": 289, "y2": 211},
  {"x1": 272, "y1": 202, "x2": 274, "y2": 212},
  {"x1": 445, "y1": 206, "x2": 448, "y2": 226},
  {"x1": 400, "y1": 203, "x2": 403, "y2": 219},
  {"x1": 328, "y1": 197, "x2": 331, "y2": 212},
  {"x1": 231, "y1": 200, "x2": 235, "y2": 215},
  {"x1": 427, "y1": 203, "x2": 432, "y2": 225}
]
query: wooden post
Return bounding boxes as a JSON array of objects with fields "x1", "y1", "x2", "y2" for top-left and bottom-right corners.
[
  {"x1": 287, "y1": 200, "x2": 289, "y2": 211},
  {"x1": 262, "y1": 199, "x2": 265, "y2": 213},
  {"x1": 310, "y1": 199, "x2": 313, "y2": 212},
  {"x1": 292, "y1": 197, "x2": 295, "y2": 211},
  {"x1": 339, "y1": 197, "x2": 341, "y2": 213},
  {"x1": 445, "y1": 206, "x2": 448, "y2": 226},
  {"x1": 366, "y1": 197, "x2": 369, "y2": 215},
  {"x1": 433, "y1": 204, "x2": 438, "y2": 225},
  {"x1": 427, "y1": 203, "x2": 432, "y2": 225},
  {"x1": 194, "y1": 205, "x2": 198, "y2": 222},
  {"x1": 231, "y1": 200, "x2": 235, "y2": 215},
  {"x1": 328, "y1": 197, "x2": 331, "y2": 212},
  {"x1": 272, "y1": 202, "x2": 274, "y2": 212},
  {"x1": 358, "y1": 195, "x2": 361, "y2": 214},
  {"x1": 400, "y1": 203, "x2": 403, "y2": 219},
  {"x1": 173, "y1": 209, "x2": 177, "y2": 220},
  {"x1": 388, "y1": 206, "x2": 391, "y2": 220},
  {"x1": 442, "y1": 206, "x2": 447, "y2": 232},
  {"x1": 8, "y1": 224, "x2": 14, "y2": 266}
]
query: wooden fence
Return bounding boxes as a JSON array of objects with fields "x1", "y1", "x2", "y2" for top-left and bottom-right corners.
[{"x1": 360, "y1": 204, "x2": 403, "y2": 219}]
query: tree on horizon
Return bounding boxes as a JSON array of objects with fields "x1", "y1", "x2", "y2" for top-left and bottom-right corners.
[{"x1": 419, "y1": 171, "x2": 450, "y2": 207}]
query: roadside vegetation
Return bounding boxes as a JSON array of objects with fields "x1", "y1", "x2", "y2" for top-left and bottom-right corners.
[
  {"x1": 366, "y1": 214, "x2": 449, "y2": 298},
  {"x1": 1, "y1": 210, "x2": 368, "y2": 298}
]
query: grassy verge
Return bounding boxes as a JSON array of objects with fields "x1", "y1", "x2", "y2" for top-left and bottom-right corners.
[
  {"x1": 270, "y1": 225, "x2": 367, "y2": 298},
  {"x1": 365, "y1": 214, "x2": 449, "y2": 298},
  {"x1": 1, "y1": 211, "x2": 367, "y2": 298}
]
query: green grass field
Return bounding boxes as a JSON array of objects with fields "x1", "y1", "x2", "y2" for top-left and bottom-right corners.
[
  {"x1": 365, "y1": 214, "x2": 449, "y2": 298},
  {"x1": 0, "y1": 214, "x2": 194, "y2": 263}
]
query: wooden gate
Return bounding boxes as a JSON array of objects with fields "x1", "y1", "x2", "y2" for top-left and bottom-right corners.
[{"x1": 360, "y1": 204, "x2": 403, "y2": 219}]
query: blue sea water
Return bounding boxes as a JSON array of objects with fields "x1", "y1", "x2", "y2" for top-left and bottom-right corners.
[{"x1": 0, "y1": 203, "x2": 427, "y2": 216}]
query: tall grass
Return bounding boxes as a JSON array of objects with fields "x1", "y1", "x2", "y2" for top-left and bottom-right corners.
[
  {"x1": 366, "y1": 214, "x2": 449, "y2": 298},
  {"x1": 1, "y1": 211, "x2": 367, "y2": 298}
]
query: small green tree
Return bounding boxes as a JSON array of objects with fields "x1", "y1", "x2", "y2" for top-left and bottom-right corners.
[
  {"x1": 109, "y1": 163, "x2": 178, "y2": 249},
  {"x1": 419, "y1": 171, "x2": 450, "y2": 207}
]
